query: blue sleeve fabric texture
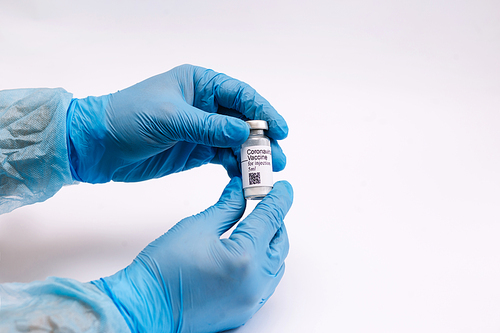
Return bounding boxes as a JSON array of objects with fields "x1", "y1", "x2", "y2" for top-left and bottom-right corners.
[
  {"x1": 0, "y1": 88, "x2": 75, "y2": 214},
  {"x1": 0, "y1": 277, "x2": 130, "y2": 333},
  {"x1": 0, "y1": 89, "x2": 130, "y2": 332}
]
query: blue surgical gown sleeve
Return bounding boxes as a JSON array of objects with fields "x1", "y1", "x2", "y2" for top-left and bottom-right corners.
[
  {"x1": 0, "y1": 88, "x2": 75, "y2": 214},
  {"x1": 0, "y1": 277, "x2": 131, "y2": 332}
]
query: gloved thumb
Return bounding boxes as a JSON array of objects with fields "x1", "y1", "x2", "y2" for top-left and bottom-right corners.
[
  {"x1": 201, "y1": 177, "x2": 246, "y2": 236},
  {"x1": 172, "y1": 105, "x2": 249, "y2": 147}
]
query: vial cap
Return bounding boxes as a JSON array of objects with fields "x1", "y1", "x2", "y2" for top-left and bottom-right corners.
[{"x1": 246, "y1": 120, "x2": 269, "y2": 130}]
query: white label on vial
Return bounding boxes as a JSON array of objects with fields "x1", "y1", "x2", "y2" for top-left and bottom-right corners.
[{"x1": 241, "y1": 145, "x2": 273, "y2": 188}]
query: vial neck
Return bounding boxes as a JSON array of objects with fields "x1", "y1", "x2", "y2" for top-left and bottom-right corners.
[{"x1": 249, "y1": 129, "x2": 265, "y2": 136}]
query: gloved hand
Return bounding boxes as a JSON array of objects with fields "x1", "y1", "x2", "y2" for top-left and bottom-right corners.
[
  {"x1": 67, "y1": 64, "x2": 288, "y2": 183},
  {"x1": 91, "y1": 177, "x2": 293, "y2": 332}
]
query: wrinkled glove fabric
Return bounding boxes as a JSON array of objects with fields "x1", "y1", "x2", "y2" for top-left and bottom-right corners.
[
  {"x1": 0, "y1": 67, "x2": 292, "y2": 333},
  {"x1": 0, "y1": 178, "x2": 293, "y2": 333},
  {"x1": 91, "y1": 178, "x2": 293, "y2": 333},
  {"x1": 66, "y1": 64, "x2": 288, "y2": 183}
]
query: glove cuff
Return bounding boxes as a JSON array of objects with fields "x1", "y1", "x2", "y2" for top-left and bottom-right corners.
[
  {"x1": 66, "y1": 98, "x2": 83, "y2": 181},
  {"x1": 66, "y1": 95, "x2": 110, "y2": 183},
  {"x1": 91, "y1": 258, "x2": 176, "y2": 333}
]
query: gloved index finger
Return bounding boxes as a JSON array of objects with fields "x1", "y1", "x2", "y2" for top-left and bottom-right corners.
[
  {"x1": 230, "y1": 181, "x2": 294, "y2": 249},
  {"x1": 193, "y1": 67, "x2": 289, "y2": 141}
]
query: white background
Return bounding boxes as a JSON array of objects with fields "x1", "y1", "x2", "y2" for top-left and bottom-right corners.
[{"x1": 1, "y1": 0, "x2": 500, "y2": 332}]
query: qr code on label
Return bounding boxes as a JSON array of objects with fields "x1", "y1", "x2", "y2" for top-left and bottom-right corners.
[{"x1": 249, "y1": 172, "x2": 261, "y2": 185}]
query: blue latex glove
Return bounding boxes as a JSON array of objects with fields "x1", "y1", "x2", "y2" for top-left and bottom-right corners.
[
  {"x1": 91, "y1": 177, "x2": 293, "y2": 332},
  {"x1": 67, "y1": 64, "x2": 288, "y2": 183}
]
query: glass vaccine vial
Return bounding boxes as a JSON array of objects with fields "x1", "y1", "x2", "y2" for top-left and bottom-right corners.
[{"x1": 241, "y1": 120, "x2": 273, "y2": 200}]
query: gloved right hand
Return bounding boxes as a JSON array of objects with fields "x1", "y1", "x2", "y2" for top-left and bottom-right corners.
[
  {"x1": 91, "y1": 177, "x2": 293, "y2": 332},
  {"x1": 67, "y1": 64, "x2": 288, "y2": 183}
]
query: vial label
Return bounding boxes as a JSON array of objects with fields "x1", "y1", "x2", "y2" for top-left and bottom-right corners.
[{"x1": 241, "y1": 145, "x2": 273, "y2": 188}]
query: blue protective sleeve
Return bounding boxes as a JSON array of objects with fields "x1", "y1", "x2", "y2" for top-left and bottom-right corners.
[
  {"x1": 0, "y1": 277, "x2": 131, "y2": 332},
  {"x1": 0, "y1": 88, "x2": 75, "y2": 214}
]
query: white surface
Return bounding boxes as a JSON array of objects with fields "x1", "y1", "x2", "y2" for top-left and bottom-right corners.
[{"x1": 1, "y1": 1, "x2": 500, "y2": 332}]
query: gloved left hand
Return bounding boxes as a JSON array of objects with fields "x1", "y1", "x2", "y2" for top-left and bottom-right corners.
[
  {"x1": 67, "y1": 64, "x2": 288, "y2": 183},
  {"x1": 91, "y1": 177, "x2": 293, "y2": 332}
]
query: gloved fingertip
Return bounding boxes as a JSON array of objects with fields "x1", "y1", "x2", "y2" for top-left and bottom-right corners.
[
  {"x1": 228, "y1": 176, "x2": 243, "y2": 191},
  {"x1": 270, "y1": 142, "x2": 287, "y2": 172},
  {"x1": 213, "y1": 149, "x2": 241, "y2": 178},
  {"x1": 273, "y1": 163, "x2": 285, "y2": 173},
  {"x1": 226, "y1": 164, "x2": 242, "y2": 179},
  {"x1": 272, "y1": 155, "x2": 286, "y2": 172},
  {"x1": 272, "y1": 181, "x2": 294, "y2": 203},
  {"x1": 224, "y1": 117, "x2": 250, "y2": 145},
  {"x1": 267, "y1": 119, "x2": 289, "y2": 140},
  {"x1": 218, "y1": 177, "x2": 245, "y2": 206},
  {"x1": 207, "y1": 177, "x2": 246, "y2": 236},
  {"x1": 252, "y1": 180, "x2": 294, "y2": 225}
]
